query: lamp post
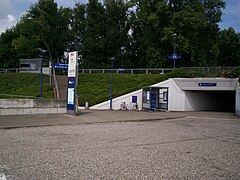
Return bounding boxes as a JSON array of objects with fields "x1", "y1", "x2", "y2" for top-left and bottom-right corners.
[
  {"x1": 110, "y1": 57, "x2": 115, "y2": 110},
  {"x1": 173, "y1": 33, "x2": 177, "y2": 68},
  {"x1": 39, "y1": 48, "x2": 47, "y2": 98}
]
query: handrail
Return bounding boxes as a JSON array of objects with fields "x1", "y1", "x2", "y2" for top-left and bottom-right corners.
[
  {"x1": 0, "y1": 94, "x2": 43, "y2": 99},
  {"x1": 52, "y1": 66, "x2": 60, "y2": 100}
]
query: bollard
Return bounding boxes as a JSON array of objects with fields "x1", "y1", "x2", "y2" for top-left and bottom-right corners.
[{"x1": 85, "y1": 102, "x2": 89, "y2": 110}]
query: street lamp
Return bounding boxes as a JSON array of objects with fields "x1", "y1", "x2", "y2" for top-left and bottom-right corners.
[
  {"x1": 173, "y1": 33, "x2": 177, "y2": 68},
  {"x1": 39, "y1": 48, "x2": 47, "y2": 98},
  {"x1": 110, "y1": 57, "x2": 115, "y2": 110}
]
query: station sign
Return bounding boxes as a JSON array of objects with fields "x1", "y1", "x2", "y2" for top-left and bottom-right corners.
[
  {"x1": 54, "y1": 63, "x2": 68, "y2": 69},
  {"x1": 198, "y1": 83, "x2": 217, "y2": 87},
  {"x1": 67, "y1": 51, "x2": 78, "y2": 115}
]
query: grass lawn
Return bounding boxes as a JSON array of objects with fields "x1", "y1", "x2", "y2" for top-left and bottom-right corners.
[
  {"x1": 0, "y1": 69, "x2": 204, "y2": 105},
  {"x1": 0, "y1": 73, "x2": 54, "y2": 99}
]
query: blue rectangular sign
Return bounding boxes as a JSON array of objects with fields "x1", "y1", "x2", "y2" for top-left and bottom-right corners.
[
  {"x1": 198, "y1": 83, "x2": 217, "y2": 87},
  {"x1": 54, "y1": 63, "x2": 68, "y2": 69},
  {"x1": 168, "y1": 56, "x2": 182, "y2": 59},
  {"x1": 132, "y1": 96, "x2": 137, "y2": 103}
]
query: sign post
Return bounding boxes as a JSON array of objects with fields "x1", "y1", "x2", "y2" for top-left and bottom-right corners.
[{"x1": 67, "y1": 51, "x2": 78, "y2": 115}]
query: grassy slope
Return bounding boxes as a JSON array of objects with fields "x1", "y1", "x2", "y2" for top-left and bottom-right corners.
[
  {"x1": 0, "y1": 73, "x2": 54, "y2": 99},
  {"x1": 77, "y1": 73, "x2": 169, "y2": 106},
  {"x1": 0, "y1": 69, "x2": 203, "y2": 105}
]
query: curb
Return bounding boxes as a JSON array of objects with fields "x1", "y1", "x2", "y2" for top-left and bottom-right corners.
[{"x1": 0, "y1": 116, "x2": 186, "y2": 130}]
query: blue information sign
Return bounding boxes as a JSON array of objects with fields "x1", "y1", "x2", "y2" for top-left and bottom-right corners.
[
  {"x1": 168, "y1": 55, "x2": 182, "y2": 59},
  {"x1": 132, "y1": 96, "x2": 137, "y2": 103},
  {"x1": 198, "y1": 83, "x2": 217, "y2": 87},
  {"x1": 54, "y1": 63, "x2": 68, "y2": 69}
]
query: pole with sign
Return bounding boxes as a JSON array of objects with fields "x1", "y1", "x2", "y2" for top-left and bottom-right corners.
[{"x1": 67, "y1": 51, "x2": 78, "y2": 115}]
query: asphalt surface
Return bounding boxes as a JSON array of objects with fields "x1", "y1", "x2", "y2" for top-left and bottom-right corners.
[{"x1": 0, "y1": 111, "x2": 240, "y2": 179}]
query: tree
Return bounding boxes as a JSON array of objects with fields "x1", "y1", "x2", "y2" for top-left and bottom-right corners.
[
  {"x1": 12, "y1": 0, "x2": 72, "y2": 62},
  {"x1": 104, "y1": 0, "x2": 130, "y2": 68},
  {"x1": 0, "y1": 28, "x2": 19, "y2": 68},
  {"x1": 218, "y1": 28, "x2": 240, "y2": 66},
  {"x1": 83, "y1": 0, "x2": 106, "y2": 68}
]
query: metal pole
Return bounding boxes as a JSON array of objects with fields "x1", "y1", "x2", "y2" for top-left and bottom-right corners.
[
  {"x1": 173, "y1": 33, "x2": 177, "y2": 68},
  {"x1": 110, "y1": 57, "x2": 115, "y2": 110},
  {"x1": 39, "y1": 48, "x2": 47, "y2": 98},
  {"x1": 49, "y1": 61, "x2": 52, "y2": 86},
  {"x1": 40, "y1": 54, "x2": 43, "y2": 98}
]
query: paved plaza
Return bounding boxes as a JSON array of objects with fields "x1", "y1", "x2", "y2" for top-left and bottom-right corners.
[{"x1": 0, "y1": 111, "x2": 240, "y2": 179}]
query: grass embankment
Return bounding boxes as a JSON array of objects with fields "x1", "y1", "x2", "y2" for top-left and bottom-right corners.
[
  {"x1": 77, "y1": 69, "x2": 202, "y2": 106},
  {"x1": 0, "y1": 73, "x2": 54, "y2": 99},
  {"x1": 0, "y1": 69, "x2": 203, "y2": 105}
]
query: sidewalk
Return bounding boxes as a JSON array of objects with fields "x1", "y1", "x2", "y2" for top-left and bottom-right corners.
[
  {"x1": 0, "y1": 110, "x2": 186, "y2": 129},
  {"x1": 0, "y1": 110, "x2": 238, "y2": 129}
]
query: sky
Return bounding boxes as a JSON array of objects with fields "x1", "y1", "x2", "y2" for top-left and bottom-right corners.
[{"x1": 0, "y1": 0, "x2": 239, "y2": 35}]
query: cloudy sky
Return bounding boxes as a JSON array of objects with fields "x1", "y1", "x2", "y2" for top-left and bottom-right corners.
[{"x1": 0, "y1": 0, "x2": 239, "y2": 35}]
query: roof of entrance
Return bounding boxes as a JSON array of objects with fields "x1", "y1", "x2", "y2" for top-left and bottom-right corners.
[{"x1": 173, "y1": 78, "x2": 238, "y2": 91}]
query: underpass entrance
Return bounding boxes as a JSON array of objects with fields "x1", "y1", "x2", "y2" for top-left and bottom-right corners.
[{"x1": 185, "y1": 90, "x2": 235, "y2": 112}]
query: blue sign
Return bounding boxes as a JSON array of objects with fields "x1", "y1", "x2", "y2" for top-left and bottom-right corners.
[
  {"x1": 118, "y1": 68, "x2": 125, "y2": 72},
  {"x1": 54, "y1": 63, "x2": 68, "y2": 69},
  {"x1": 198, "y1": 83, "x2": 217, "y2": 87},
  {"x1": 168, "y1": 55, "x2": 182, "y2": 59},
  {"x1": 132, "y1": 96, "x2": 137, "y2": 103},
  {"x1": 151, "y1": 93, "x2": 157, "y2": 111}
]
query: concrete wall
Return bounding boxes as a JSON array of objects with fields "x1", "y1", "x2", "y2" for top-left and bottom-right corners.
[
  {"x1": 236, "y1": 86, "x2": 240, "y2": 116},
  {"x1": 0, "y1": 99, "x2": 66, "y2": 115},
  {"x1": 0, "y1": 99, "x2": 66, "y2": 108},
  {"x1": 91, "y1": 89, "x2": 142, "y2": 110},
  {"x1": 185, "y1": 91, "x2": 218, "y2": 111},
  {"x1": 90, "y1": 78, "x2": 239, "y2": 114},
  {"x1": 151, "y1": 79, "x2": 185, "y2": 111}
]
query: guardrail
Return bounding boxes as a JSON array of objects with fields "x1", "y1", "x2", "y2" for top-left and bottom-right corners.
[
  {"x1": 1, "y1": 67, "x2": 239, "y2": 75},
  {"x1": 0, "y1": 94, "x2": 43, "y2": 99},
  {"x1": 79, "y1": 68, "x2": 174, "y2": 74},
  {"x1": 181, "y1": 67, "x2": 239, "y2": 75}
]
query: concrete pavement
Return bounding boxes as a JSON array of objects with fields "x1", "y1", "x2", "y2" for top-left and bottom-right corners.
[
  {"x1": 0, "y1": 112, "x2": 240, "y2": 179},
  {"x1": 0, "y1": 110, "x2": 239, "y2": 129}
]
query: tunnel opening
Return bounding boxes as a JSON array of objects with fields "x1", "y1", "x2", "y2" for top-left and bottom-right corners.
[{"x1": 185, "y1": 90, "x2": 236, "y2": 112}]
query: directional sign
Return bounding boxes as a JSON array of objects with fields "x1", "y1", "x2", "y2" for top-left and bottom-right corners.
[
  {"x1": 54, "y1": 63, "x2": 68, "y2": 69},
  {"x1": 168, "y1": 55, "x2": 182, "y2": 59},
  {"x1": 198, "y1": 83, "x2": 217, "y2": 87},
  {"x1": 118, "y1": 68, "x2": 125, "y2": 72}
]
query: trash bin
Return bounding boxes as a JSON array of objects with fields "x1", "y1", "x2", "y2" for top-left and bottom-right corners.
[{"x1": 85, "y1": 102, "x2": 89, "y2": 110}]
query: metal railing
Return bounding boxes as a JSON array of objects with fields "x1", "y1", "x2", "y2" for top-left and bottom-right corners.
[
  {"x1": 181, "y1": 66, "x2": 239, "y2": 75},
  {"x1": 79, "y1": 68, "x2": 174, "y2": 74},
  {"x1": 1, "y1": 66, "x2": 239, "y2": 75},
  {"x1": 0, "y1": 94, "x2": 43, "y2": 99}
]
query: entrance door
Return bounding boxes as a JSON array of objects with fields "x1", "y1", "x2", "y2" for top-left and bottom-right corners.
[
  {"x1": 150, "y1": 93, "x2": 157, "y2": 111},
  {"x1": 159, "y1": 88, "x2": 168, "y2": 110}
]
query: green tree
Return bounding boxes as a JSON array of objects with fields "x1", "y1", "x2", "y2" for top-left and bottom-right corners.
[
  {"x1": 0, "y1": 28, "x2": 19, "y2": 68},
  {"x1": 83, "y1": 0, "x2": 106, "y2": 68},
  {"x1": 218, "y1": 28, "x2": 240, "y2": 66},
  {"x1": 104, "y1": 0, "x2": 130, "y2": 68},
  {"x1": 12, "y1": 0, "x2": 72, "y2": 62}
]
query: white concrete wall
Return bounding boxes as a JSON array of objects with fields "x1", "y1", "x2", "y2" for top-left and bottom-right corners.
[
  {"x1": 91, "y1": 89, "x2": 142, "y2": 110},
  {"x1": 151, "y1": 79, "x2": 185, "y2": 111},
  {"x1": 91, "y1": 79, "x2": 186, "y2": 111},
  {"x1": 185, "y1": 91, "x2": 216, "y2": 111},
  {"x1": 236, "y1": 83, "x2": 240, "y2": 116},
  {"x1": 90, "y1": 78, "x2": 239, "y2": 113}
]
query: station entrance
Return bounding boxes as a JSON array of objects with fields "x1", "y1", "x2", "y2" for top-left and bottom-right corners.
[
  {"x1": 184, "y1": 90, "x2": 236, "y2": 112},
  {"x1": 142, "y1": 87, "x2": 168, "y2": 111}
]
